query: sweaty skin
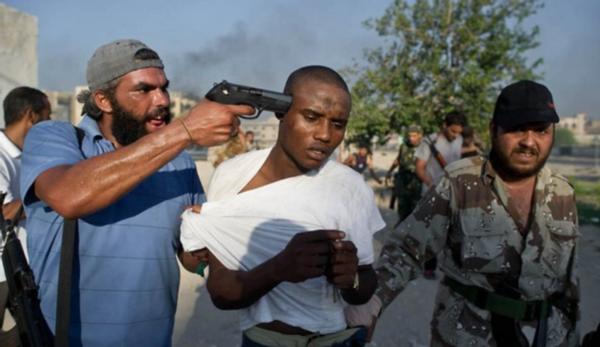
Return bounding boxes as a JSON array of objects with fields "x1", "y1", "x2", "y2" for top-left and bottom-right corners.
[{"x1": 34, "y1": 68, "x2": 254, "y2": 220}]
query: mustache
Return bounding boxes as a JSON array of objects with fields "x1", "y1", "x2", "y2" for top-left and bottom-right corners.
[{"x1": 514, "y1": 145, "x2": 538, "y2": 155}]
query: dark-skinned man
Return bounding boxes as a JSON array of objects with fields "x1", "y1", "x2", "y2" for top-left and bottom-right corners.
[
  {"x1": 0, "y1": 86, "x2": 51, "y2": 332},
  {"x1": 181, "y1": 66, "x2": 385, "y2": 347}
]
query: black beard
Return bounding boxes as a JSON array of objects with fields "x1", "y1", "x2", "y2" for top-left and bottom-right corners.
[
  {"x1": 109, "y1": 96, "x2": 171, "y2": 146},
  {"x1": 489, "y1": 136, "x2": 550, "y2": 179}
]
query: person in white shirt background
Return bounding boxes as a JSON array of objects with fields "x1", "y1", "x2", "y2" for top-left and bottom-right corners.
[{"x1": 0, "y1": 86, "x2": 51, "y2": 331}]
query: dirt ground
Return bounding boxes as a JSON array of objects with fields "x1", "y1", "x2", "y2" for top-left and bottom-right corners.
[{"x1": 172, "y1": 151, "x2": 600, "y2": 346}]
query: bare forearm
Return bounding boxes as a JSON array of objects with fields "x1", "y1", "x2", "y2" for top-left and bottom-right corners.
[
  {"x1": 2, "y1": 200, "x2": 25, "y2": 221},
  {"x1": 207, "y1": 253, "x2": 282, "y2": 310},
  {"x1": 36, "y1": 121, "x2": 190, "y2": 218},
  {"x1": 415, "y1": 165, "x2": 431, "y2": 187},
  {"x1": 341, "y1": 265, "x2": 377, "y2": 305}
]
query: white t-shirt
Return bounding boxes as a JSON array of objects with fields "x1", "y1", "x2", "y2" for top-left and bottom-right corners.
[
  {"x1": 415, "y1": 132, "x2": 463, "y2": 195},
  {"x1": 181, "y1": 148, "x2": 385, "y2": 334},
  {"x1": 0, "y1": 131, "x2": 27, "y2": 282}
]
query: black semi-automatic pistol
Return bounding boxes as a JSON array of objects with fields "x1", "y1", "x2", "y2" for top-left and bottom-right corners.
[{"x1": 205, "y1": 80, "x2": 292, "y2": 119}]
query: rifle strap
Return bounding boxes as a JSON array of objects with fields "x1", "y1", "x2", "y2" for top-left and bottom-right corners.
[
  {"x1": 426, "y1": 133, "x2": 448, "y2": 169},
  {"x1": 55, "y1": 126, "x2": 85, "y2": 347},
  {"x1": 1, "y1": 205, "x2": 23, "y2": 241},
  {"x1": 56, "y1": 219, "x2": 77, "y2": 347}
]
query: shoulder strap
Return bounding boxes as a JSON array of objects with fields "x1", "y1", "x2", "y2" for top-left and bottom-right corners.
[
  {"x1": 74, "y1": 126, "x2": 85, "y2": 152},
  {"x1": 55, "y1": 126, "x2": 85, "y2": 347},
  {"x1": 55, "y1": 219, "x2": 77, "y2": 347},
  {"x1": 425, "y1": 133, "x2": 448, "y2": 168}
]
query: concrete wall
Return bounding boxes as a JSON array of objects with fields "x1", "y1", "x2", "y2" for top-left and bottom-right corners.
[{"x1": 0, "y1": 3, "x2": 38, "y2": 128}]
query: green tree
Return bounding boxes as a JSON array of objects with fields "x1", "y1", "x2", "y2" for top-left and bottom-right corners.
[
  {"x1": 343, "y1": 0, "x2": 544, "y2": 146},
  {"x1": 554, "y1": 128, "x2": 577, "y2": 147}
]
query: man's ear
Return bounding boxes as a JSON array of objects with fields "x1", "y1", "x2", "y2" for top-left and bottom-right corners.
[
  {"x1": 24, "y1": 108, "x2": 38, "y2": 126},
  {"x1": 93, "y1": 91, "x2": 113, "y2": 113}
]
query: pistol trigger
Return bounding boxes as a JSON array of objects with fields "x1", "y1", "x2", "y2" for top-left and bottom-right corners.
[{"x1": 255, "y1": 106, "x2": 264, "y2": 118}]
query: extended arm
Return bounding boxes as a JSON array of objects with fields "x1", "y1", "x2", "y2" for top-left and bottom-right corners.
[
  {"x1": 33, "y1": 100, "x2": 253, "y2": 219},
  {"x1": 414, "y1": 158, "x2": 432, "y2": 188},
  {"x1": 375, "y1": 177, "x2": 452, "y2": 310},
  {"x1": 385, "y1": 158, "x2": 399, "y2": 184}
]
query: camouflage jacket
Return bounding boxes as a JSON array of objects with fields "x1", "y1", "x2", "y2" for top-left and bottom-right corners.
[
  {"x1": 394, "y1": 142, "x2": 420, "y2": 194},
  {"x1": 375, "y1": 155, "x2": 580, "y2": 347},
  {"x1": 396, "y1": 142, "x2": 418, "y2": 174}
]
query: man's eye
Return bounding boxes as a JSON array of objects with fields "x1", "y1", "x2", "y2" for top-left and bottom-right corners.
[
  {"x1": 304, "y1": 114, "x2": 317, "y2": 122},
  {"x1": 332, "y1": 122, "x2": 345, "y2": 130}
]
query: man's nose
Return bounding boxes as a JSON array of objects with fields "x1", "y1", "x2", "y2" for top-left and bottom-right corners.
[
  {"x1": 314, "y1": 120, "x2": 332, "y2": 142},
  {"x1": 519, "y1": 131, "x2": 536, "y2": 147},
  {"x1": 154, "y1": 89, "x2": 170, "y2": 108}
]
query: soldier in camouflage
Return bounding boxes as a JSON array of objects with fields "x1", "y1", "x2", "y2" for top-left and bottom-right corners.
[
  {"x1": 386, "y1": 125, "x2": 423, "y2": 225},
  {"x1": 348, "y1": 80, "x2": 580, "y2": 347}
]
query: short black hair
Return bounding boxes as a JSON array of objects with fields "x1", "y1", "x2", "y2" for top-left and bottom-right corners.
[
  {"x1": 3, "y1": 86, "x2": 48, "y2": 126},
  {"x1": 284, "y1": 65, "x2": 349, "y2": 95},
  {"x1": 444, "y1": 110, "x2": 467, "y2": 127},
  {"x1": 245, "y1": 130, "x2": 254, "y2": 136},
  {"x1": 279, "y1": 66, "x2": 350, "y2": 119}
]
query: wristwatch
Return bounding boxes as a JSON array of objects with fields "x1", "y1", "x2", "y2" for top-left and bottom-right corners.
[{"x1": 351, "y1": 272, "x2": 359, "y2": 291}]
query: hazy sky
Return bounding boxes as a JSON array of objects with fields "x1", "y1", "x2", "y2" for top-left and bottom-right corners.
[{"x1": 4, "y1": 0, "x2": 600, "y2": 119}]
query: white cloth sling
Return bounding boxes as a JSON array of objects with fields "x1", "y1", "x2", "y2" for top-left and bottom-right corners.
[{"x1": 181, "y1": 148, "x2": 385, "y2": 334}]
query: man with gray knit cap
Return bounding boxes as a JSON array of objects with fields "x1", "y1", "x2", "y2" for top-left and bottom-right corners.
[{"x1": 20, "y1": 39, "x2": 253, "y2": 346}]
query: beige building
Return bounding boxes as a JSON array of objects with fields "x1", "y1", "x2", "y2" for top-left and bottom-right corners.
[
  {"x1": 557, "y1": 112, "x2": 588, "y2": 135},
  {"x1": 241, "y1": 115, "x2": 280, "y2": 149},
  {"x1": 0, "y1": 3, "x2": 38, "y2": 127},
  {"x1": 589, "y1": 119, "x2": 600, "y2": 135},
  {"x1": 170, "y1": 92, "x2": 199, "y2": 117}
]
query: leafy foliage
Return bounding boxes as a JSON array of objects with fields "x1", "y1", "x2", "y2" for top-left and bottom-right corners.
[
  {"x1": 343, "y1": 0, "x2": 544, "y2": 146},
  {"x1": 554, "y1": 128, "x2": 578, "y2": 147}
]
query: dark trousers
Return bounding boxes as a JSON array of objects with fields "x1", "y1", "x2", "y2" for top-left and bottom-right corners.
[{"x1": 241, "y1": 328, "x2": 367, "y2": 347}]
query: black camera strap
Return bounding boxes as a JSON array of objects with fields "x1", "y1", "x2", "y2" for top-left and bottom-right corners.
[
  {"x1": 55, "y1": 219, "x2": 77, "y2": 347},
  {"x1": 55, "y1": 126, "x2": 85, "y2": 347}
]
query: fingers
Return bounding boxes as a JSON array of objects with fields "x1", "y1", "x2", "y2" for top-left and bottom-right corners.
[
  {"x1": 330, "y1": 240, "x2": 357, "y2": 254},
  {"x1": 226, "y1": 103, "x2": 256, "y2": 117},
  {"x1": 326, "y1": 240, "x2": 358, "y2": 288},
  {"x1": 184, "y1": 205, "x2": 202, "y2": 214},
  {"x1": 180, "y1": 204, "x2": 202, "y2": 219},
  {"x1": 183, "y1": 99, "x2": 248, "y2": 147},
  {"x1": 191, "y1": 248, "x2": 209, "y2": 261}
]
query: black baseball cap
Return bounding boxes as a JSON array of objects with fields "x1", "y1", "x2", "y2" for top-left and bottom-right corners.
[{"x1": 493, "y1": 80, "x2": 559, "y2": 129}]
